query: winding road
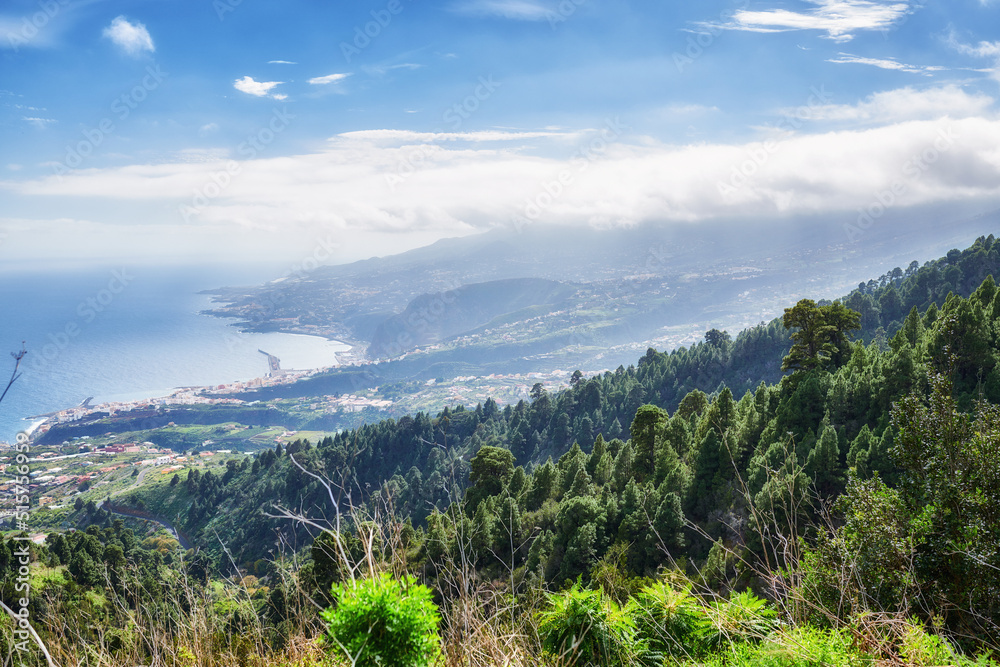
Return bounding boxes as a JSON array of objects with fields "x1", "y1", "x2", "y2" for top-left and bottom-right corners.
[
  {"x1": 98, "y1": 499, "x2": 192, "y2": 550},
  {"x1": 97, "y1": 465, "x2": 192, "y2": 549}
]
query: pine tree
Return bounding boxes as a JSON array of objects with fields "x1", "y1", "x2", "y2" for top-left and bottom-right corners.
[
  {"x1": 806, "y1": 416, "x2": 844, "y2": 496},
  {"x1": 630, "y1": 405, "x2": 667, "y2": 482},
  {"x1": 781, "y1": 299, "x2": 861, "y2": 373}
]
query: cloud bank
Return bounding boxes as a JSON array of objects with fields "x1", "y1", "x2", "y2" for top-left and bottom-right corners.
[{"x1": 3, "y1": 87, "x2": 998, "y2": 264}]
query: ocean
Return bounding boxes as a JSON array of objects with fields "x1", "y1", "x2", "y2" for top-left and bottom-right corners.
[{"x1": 0, "y1": 264, "x2": 349, "y2": 443}]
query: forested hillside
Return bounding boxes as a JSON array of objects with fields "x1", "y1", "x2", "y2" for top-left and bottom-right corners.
[
  {"x1": 5, "y1": 235, "x2": 1000, "y2": 664},
  {"x1": 143, "y1": 236, "x2": 1000, "y2": 628},
  {"x1": 105, "y1": 236, "x2": 990, "y2": 551},
  {"x1": 132, "y1": 235, "x2": 1000, "y2": 552}
]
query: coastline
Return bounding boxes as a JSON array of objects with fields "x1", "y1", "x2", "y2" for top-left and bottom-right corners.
[
  {"x1": 197, "y1": 291, "x2": 365, "y2": 348},
  {"x1": 202, "y1": 313, "x2": 364, "y2": 347},
  {"x1": 0, "y1": 267, "x2": 359, "y2": 447},
  {"x1": 13, "y1": 337, "x2": 356, "y2": 446}
]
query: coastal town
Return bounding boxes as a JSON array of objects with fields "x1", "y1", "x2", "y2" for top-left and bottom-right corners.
[
  {"x1": 0, "y1": 438, "x2": 242, "y2": 530},
  {"x1": 6, "y1": 347, "x2": 604, "y2": 446}
]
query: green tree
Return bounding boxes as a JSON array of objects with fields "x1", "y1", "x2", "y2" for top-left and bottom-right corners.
[
  {"x1": 103, "y1": 543, "x2": 127, "y2": 587},
  {"x1": 781, "y1": 299, "x2": 860, "y2": 373},
  {"x1": 566, "y1": 468, "x2": 594, "y2": 499},
  {"x1": 806, "y1": 418, "x2": 845, "y2": 496},
  {"x1": 184, "y1": 549, "x2": 213, "y2": 585},
  {"x1": 587, "y1": 434, "x2": 607, "y2": 477},
  {"x1": 555, "y1": 496, "x2": 606, "y2": 580},
  {"x1": 466, "y1": 445, "x2": 515, "y2": 512},
  {"x1": 704, "y1": 328, "x2": 731, "y2": 349},
  {"x1": 688, "y1": 431, "x2": 724, "y2": 522},
  {"x1": 611, "y1": 441, "x2": 634, "y2": 493},
  {"x1": 676, "y1": 389, "x2": 708, "y2": 419},
  {"x1": 608, "y1": 417, "x2": 623, "y2": 440},
  {"x1": 890, "y1": 372, "x2": 1000, "y2": 642},
  {"x1": 525, "y1": 458, "x2": 558, "y2": 511},
  {"x1": 630, "y1": 404, "x2": 667, "y2": 482},
  {"x1": 800, "y1": 476, "x2": 914, "y2": 618},
  {"x1": 69, "y1": 551, "x2": 101, "y2": 587}
]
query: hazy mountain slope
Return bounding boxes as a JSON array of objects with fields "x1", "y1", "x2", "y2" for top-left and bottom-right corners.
[
  {"x1": 234, "y1": 232, "x2": 1000, "y2": 410},
  {"x1": 205, "y1": 211, "x2": 1000, "y2": 350},
  {"x1": 367, "y1": 278, "x2": 577, "y2": 358}
]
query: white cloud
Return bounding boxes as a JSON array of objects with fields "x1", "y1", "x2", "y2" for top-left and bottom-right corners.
[
  {"x1": 782, "y1": 85, "x2": 994, "y2": 123},
  {"x1": 268, "y1": 60, "x2": 297, "y2": 65},
  {"x1": 948, "y1": 33, "x2": 1000, "y2": 84},
  {"x1": 452, "y1": 0, "x2": 552, "y2": 20},
  {"x1": 102, "y1": 16, "x2": 154, "y2": 56},
  {"x1": 308, "y1": 73, "x2": 351, "y2": 85},
  {"x1": 8, "y1": 110, "x2": 1000, "y2": 253},
  {"x1": 22, "y1": 116, "x2": 56, "y2": 129},
  {"x1": 828, "y1": 53, "x2": 946, "y2": 75},
  {"x1": 199, "y1": 123, "x2": 219, "y2": 137},
  {"x1": 713, "y1": 0, "x2": 911, "y2": 42},
  {"x1": 233, "y1": 76, "x2": 285, "y2": 99},
  {"x1": 951, "y1": 38, "x2": 1000, "y2": 59}
]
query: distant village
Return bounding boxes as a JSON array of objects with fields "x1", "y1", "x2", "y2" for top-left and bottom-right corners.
[{"x1": 0, "y1": 441, "x2": 240, "y2": 511}]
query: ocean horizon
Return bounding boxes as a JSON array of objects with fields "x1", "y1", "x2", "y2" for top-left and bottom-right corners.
[{"x1": 0, "y1": 263, "x2": 348, "y2": 444}]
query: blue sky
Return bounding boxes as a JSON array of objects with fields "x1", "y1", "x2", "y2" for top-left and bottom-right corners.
[{"x1": 1, "y1": 0, "x2": 999, "y2": 269}]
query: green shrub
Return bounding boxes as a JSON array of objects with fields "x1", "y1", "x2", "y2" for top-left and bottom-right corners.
[
  {"x1": 900, "y1": 623, "x2": 957, "y2": 667},
  {"x1": 320, "y1": 573, "x2": 442, "y2": 667},
  {"x1": 761, "y1": 626, "x2": 873, "y2": 667},
  {"x1": 628, "y1": 580, "x2": 703, "y2": 660},
  {"x1": 537, "y1": 583, "x2": 637, "y2": 666},
  {"x1": 697, "y1": 590, "x2": 779, "y2": 650},
  {"x1": 699, "y1": 626, "x2": 874, "y2": 667}
]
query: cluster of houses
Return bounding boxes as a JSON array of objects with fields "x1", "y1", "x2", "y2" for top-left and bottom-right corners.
[
  {"x1": 1, "y1": 443, "x2": 246, "y2": 519},
  {"x1": 0, "y1": 442, "x2": 183, "y2": 511},
  {"x1": 322, "y1": 394, "x2": 394, "y2": 413}
]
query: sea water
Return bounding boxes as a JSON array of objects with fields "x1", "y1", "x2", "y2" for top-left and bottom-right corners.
[{"x1": 0, "y1": 264, "x2": 348, "y2": 442}]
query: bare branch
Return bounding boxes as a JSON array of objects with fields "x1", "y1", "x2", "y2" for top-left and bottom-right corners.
[{"x1": 0, "y1": 342, "x2": 27, "y2": 406}]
